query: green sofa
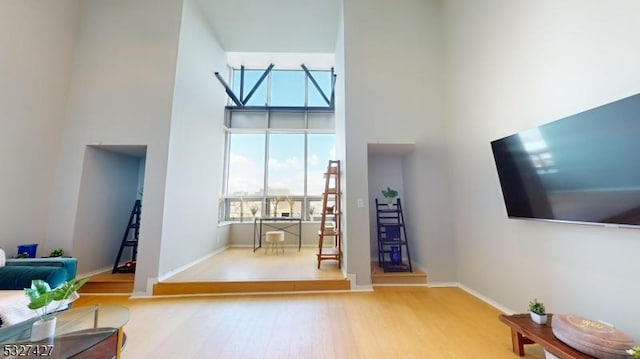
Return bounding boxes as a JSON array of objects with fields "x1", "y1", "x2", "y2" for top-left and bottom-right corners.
[{"x1": 0, "y1": 258, "x2": 77, "y2": 290}]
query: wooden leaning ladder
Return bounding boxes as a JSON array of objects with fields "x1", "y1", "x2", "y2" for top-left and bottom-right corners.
[{"x1": 317, "y1": 160, "x2": 342, "y2": 268}]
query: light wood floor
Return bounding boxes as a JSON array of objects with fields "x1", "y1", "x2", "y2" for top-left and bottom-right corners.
[
  {"x1": 164, "y1": 247, "x2": 343, "y2": 282},
  {"x1": 74, "y1": 287, "x2": 545, "y2": 359},
  {"x1": 83, "y1": 247, "x2": 347, "y2": 295}
]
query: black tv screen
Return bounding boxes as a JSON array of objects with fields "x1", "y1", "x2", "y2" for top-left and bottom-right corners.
[{"x1": 491, "y1": 93, "x2": 640, "y2": 227}]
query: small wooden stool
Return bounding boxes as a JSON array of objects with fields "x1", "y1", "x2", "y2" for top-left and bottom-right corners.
[{"x1": 265, "y1": 231, "x2": 285, "y2": 254}]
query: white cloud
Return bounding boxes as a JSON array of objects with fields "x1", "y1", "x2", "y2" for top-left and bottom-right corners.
[
  {"x1": 268, "y1": 156, "x2": 302, "y2": 170},
  {"x1": 228, "y1": 153, "x2": 264, "y2": 194},
  {"x1": 308, "y1": 154, "x2": 319, "y2": 166},
  {"x1": 229, "y1": 153, "x2": 252, "y2": 165}
]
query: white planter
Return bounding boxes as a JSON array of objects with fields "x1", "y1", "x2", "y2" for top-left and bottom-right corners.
[
  {"x1": 31, "y1": 317, "x2": 56, "y2": 342},
  {"x1": 530, "y1": 311, "x2": 548, "y2": 325}
]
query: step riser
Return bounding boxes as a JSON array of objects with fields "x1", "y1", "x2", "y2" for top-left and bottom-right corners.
[
  {"x1": 153, "y1": 279, "x2": 350, "y2": 296},
  {"x1": 372, "y1": 275, "x2": 427, "y2": 285},
  {"x1": 371, "y1": 261, "x2": 427, "y2": 285},
  {"x1": 80, "y1": 282, "x2": 134, "y2": 294}
]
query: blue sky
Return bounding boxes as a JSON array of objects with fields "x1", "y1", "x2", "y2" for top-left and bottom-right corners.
[{"x1": 228, "y1": 133, "x2": 335, "y2": 196}]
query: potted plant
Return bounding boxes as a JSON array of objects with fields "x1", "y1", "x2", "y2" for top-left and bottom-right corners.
[
  {"x1": 49, "y1": 248, "x2": 64, "y2": 257},
  {"x1": 25, "y1": 278, "x2": 88, "y2": 341},
  {"x1": 217, "y1": 197, "x2": 225, "y2": 223},
  {"x1": 286, "y1": 197, "x2": 295, "y2": 217},
  {"x1": 249, "y1": 205, "x2": 259, "y2": 218},
  {"x1": 239, "y1": 197, "x2": 245, "y2": 222},
  {"x1": 272, "y1": 197, "x2": 282, "y2": 217},
  {"x1": 627, "y1": 347, "x2": 640, "y2": 359},
  {"x1": 528, "y1": 298, "x2": 547, "y2": 324},
  {"x1": 381, "y1": 187, "x2": 398, "y2": 208}
]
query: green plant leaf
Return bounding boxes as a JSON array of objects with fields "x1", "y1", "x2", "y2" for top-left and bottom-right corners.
[
  {"x1": 528, "y1": 298, "x2": 546, "y2": 315},
  {"x1": 25, "y1": 278, "x2": 89, "y2": 313},
  {"x1": 25, "y1": 280, "x2": 55, "y2": 311},
  {"x1": 52, "y1": 278, "x2": 89, "y2": 301},
  {"x1": 27, "y1": 292, "x2": 54, "y2": 310},
  {"x1": 382, "y1": 187, "x2": 398, "y2": 198},
  {"x1": 25, "y1": 280, "x2": 51, "y2": 300},
  {"x1": 50, "y1": 248, "x2": 64, "y2": 257}
]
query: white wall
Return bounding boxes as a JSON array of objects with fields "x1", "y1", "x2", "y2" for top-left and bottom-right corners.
[
  {"x1": 342, "y1": 0, "x2": 451, "y2": 285},
  {"x1": 443, "y1": 0, "x2": 640, "y2": 341},
  {"x1": 73, "y1": 147, "x2": 141, "y2": 273},
  {"x1": 159, "y1": 0, "x2": 228, "y2": 276},
  {"x1": 333, "y1": 3, "x2": 347, "y2": 277},
  {"x1": 47, "y1": 0, "x2": 183, "y2": 292},
  {"x1": 0, "y1": 0, "x2": 80, "y2": 256}
]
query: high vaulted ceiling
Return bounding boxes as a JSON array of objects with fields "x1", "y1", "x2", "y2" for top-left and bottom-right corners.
[{"x1": 197, "y1": 0, "x2": 341, "y2": 53}]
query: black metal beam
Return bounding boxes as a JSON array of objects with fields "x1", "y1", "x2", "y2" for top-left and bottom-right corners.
[
  {"x1": 214, "y1": 72, "x2": 243, "y2": 107},
  {"x1": 330, "y1": 67, "x2": 336, "y2": 108},
  {"x1": 239, "y1": 65, "x2": 245, "y2": 102},
  {"x1": 301, "y1": 64, "x2": 331, "y2": 106},
  {"x1": 226, "y1": 105, "x2": 334, "y2": 113},
  {"x1": 243, "y1": 64, "x2": 274, "y2": 105}
]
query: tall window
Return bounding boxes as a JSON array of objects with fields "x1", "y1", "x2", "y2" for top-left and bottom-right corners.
[
  {"x1": 224, "y1": 132, "x2": 335, "y2": 221},
  {"x1": 227, "y1": 134, "x2": 265, "y2": 196},
  {"x1": 222, "y1": 67, "x2": 335, "y2": 222},
  {"x1": 268, "y1": 133, "x2": 304, "y2": 195},
  {"x1": 307, "y1": 134, "x2": 336, "y2": 195}
]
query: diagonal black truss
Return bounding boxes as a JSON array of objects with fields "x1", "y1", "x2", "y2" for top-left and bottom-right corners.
[
  {"x1": 239, "y1": 65, "x2": 245, "y2": 102},
  {"x1": 215, "y1": 64, "x2": 336, "y2": 110},
  {"x1": 301, "y1": 64, "x2": 331, "y2": 106},
  {"x1": 331, "y1": 67, "x2": 336, "y2": 108},
  {"x1": 214, "y1": 72, "x2": 243, "y2": 107},
  {"x1": 242, "y1": 64, "x2": 274, "y2": 105}
]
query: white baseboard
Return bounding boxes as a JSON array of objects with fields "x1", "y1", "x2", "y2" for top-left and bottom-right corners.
[
  {"x1": 427, "y1": 282, "x2": 458, "y2": 288},
  {"x1": 374, "y1": 283, "x2": 428, "y2": 287},
  {"x1": 157, "y1": 246, "x2": 227, "y2": 282},
  {"x1": 457, "y1": 283, "x2": 516, "y2": 315},
  {"x1": 77, "y1": 265, "x2": 112, "y2": 279},
  {"x1": 423, "y1": 281, "x2": 516, "y2": 314}
]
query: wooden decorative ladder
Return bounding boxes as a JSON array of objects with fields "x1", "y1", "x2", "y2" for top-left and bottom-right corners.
[{"x1": 317, "y1": 160, "x2": 342, "y2": 268}]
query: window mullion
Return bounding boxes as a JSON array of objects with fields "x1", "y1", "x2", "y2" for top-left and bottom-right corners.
[
  {"x1": 304, "y1": 132, "x2": 308, "y2": 220},
  {"x1": 263, "y1": 131, "x2": 269, "y2": 216}
]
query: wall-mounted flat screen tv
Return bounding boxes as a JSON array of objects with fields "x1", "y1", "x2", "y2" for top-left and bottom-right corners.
[{"x1": 491, "y1": 93, "x2": 640, "y2": 228}]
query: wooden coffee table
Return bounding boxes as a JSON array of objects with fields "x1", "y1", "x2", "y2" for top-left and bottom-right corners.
[
  {"x1": 499, "y1": 314, "x2": 596, "y2": 359},
  {"x1": 0, "y1": 305, "x2": 129, "y2": 359}
]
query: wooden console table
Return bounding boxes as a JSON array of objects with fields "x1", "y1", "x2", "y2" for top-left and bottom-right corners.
[{"x1": 499, "y1": 314, "x2": 596, "y2": 359}]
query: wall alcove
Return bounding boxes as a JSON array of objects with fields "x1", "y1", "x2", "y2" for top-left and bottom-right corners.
[
  {"x1": 366, "y1": 143, "x2": 415, "y2": 261},
  {"x1": 74, "y1": 145, "x2": 146, "y2": 275}
]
